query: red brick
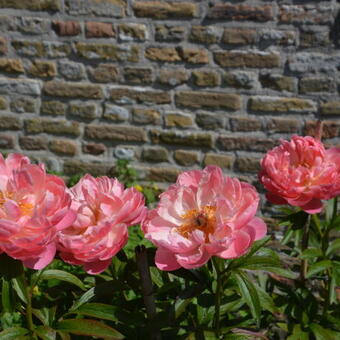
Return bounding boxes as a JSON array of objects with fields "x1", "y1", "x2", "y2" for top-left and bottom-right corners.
[
  {"x1": 53, "y1": 21, "x2": 81, "y2": 36},
  {"x1": 86, "y1": 22, "x2": 115, "y2": 38}
]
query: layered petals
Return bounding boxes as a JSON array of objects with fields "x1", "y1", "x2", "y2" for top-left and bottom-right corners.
[
  {"x1": 259, "y1": 136, "x2": 340, "y2": 213},
  {"x1": 142, "y1": 166, "x2": 267, "y2": 270},
  {"x1": 57, "y1": 175, "x2": 147, "y2": 274}
]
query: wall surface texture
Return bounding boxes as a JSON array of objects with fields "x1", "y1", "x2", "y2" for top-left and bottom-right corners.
[{"x1": 0, "y1": 0, "x2": 339, "y2": 188}]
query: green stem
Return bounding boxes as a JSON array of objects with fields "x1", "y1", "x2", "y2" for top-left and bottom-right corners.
[
  {"x1": 300, "y1": 214, "x2": 311, "y2": 284},
  {"x1": 312, "y1": 214, "x2": 322, "y2": 239},
  {"x1": 212, "y1": 257, "x2": 223, "y2": 338},
  {"x1": 331, "y1": 197, "x2": 338, "y2": 223}
]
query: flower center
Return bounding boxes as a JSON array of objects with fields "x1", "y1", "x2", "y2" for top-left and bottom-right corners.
[
  {"x1": 177, "y1": 206, "x2": 216, "y2": 243},
  {"x1": 0, "y1": 191, "x2": 34, "y2": 216}
]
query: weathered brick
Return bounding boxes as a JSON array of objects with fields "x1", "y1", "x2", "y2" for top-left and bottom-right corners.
[
  {"x1": 118, "y1": 24, "x2": 147, "y2": 41},
  {"x1": 109, "y1": 87, "x2": 171, "y2": 104},
  {"x1": 145, "y1": 47, "x2": 180, "y2": 62},
  {"x1": 0, "y1": 116, "x2": 20, "y2": 130},
  {"x1": 222, "y1": 28, "x2": 256, "y2": 45},
  {"x1": 236, "y1": 156, "x2": 261, "y2": 173},
  {"x1": 27, "y1": 60, "x2": 56, "y2": 78},
  {"x1": 69, "y1": 102, "x2": 100, "y2": 120},
  {"x1": 19, "y1": 136, "x2": 47, "y2": 150},
  {"x1": 0, "y1": 37, "x2": 7, "y2": 55},
  {"x1": 10, "y1": 96, "x2": 37, "y2": 113},
  {"x1": 304, "y1": 121, "x2": 339, "y2": 139},
  {"x1": 218, "y1": 135, "x2": 276, "y2": 152},
  {"x1": 267, "y1": 118, "x2": 299, "y2": 133},
  {"x1": 155, "y1": 25, "x2": 185, "y2": 42},
  {"x1": 146, "y1": 167, "x2": 180, "y2": 183},
  {"x1": 230, "y1": 117, "x2": 261, "y2": 132},
  {"x1": 300, "y1": 28, "x2": 330, "y2": 48},
  {"x1": 165, "y1": 113, "x2": 193, "y2": 128},
  {"x1": 279, "y1": 5, "x2": 332, "y2": 25},
  {"x1": 190, "y1": 26, "x2": 220, "y2": 44},
  {"x1": 150, "y1": 130, "x2": 213, "y2": 148},
  {"x1": 320, "y1": 102, "x2": 340, "y2": 115},
  {"x1": 16, "y1": 17, "x2": 50, "y2": 35},
  {"x1": 123, "y1": 67, "x2": 153, "y2": 85},
  {"x1": 178, "y1": 47, "x2": 209, "y2": 64},
  {"x1": 208, "y1": 4, "x2": 273, "y2": 22},
  {"x1": 143, "y1": 147, "x2": 168, "y2": 162},
  {"x1": 299, "y1": 77, "x2": 333, "y2": 94},
  {"x1": 176, "y1": 91, "x2": 241, "y2": 111},
  {"x1": 103, "y1": 104, "x2": 128, "y2": 122},
  {"x1": 85, "y1": 124, "x2": 147, "y2": 142},
  {"x1": 114, "y1": 146, "x2": 138, "y2": 161},
  {"x1": 0, "y1": 78, "x2": 41, "y2": 96},
  {"x1": 49, "y1": 139, "x2": 77, "y2": 156},
  {"x1": 0, "y1": 134, "x2": 13, "y2": 149},
  {"x1": 43, "y1": 81, "x2": 103, "y2": 99},
  {"x1": 25, "y1": 118, "x2": 80, "y2": 136},
  {"x1": 204, "y1": 153, "x2": 234, "y2": 169},
  {"x1": 65, "y1": 0, "x2": 126, "y2": 18},
  {"x1": 158, "y1": 69, "x2": 188, "y2": 86},
  {"x1": 52, "y1": 21, "x2": 81, "y2": 36},
  {"x1": 192, "y1": 71, "x2": 219, "y2": 87},
  {"x1": 249, "y1": 96, "x2": 317, "y2": 113},
  {"x1": 63, "y1": 160, "x2": 111, "y2": 176},
  {"x1": 224, "y1": 71, "x2": 258, "y2": 89},
  {"x1": 260, "y1": 74, "x2": 296, "y2": 92},
  {"x1": 86, "y1": 22, "x2": 115, "y2": 38},
  {"x1": 214, "y1": 51, "x2": 280, "y2": 68},
  {"x1": 0, "y1": 0, "x2": 61, "y2": 11},
  {"x1": 58, "y1": 60, "x2": 85, "y2": 81},
  {"x1": 174, "y1": 150, "x2": 199, "y2": 166},
  {"x1": 132, "y1": 108, "x2": 161, "y2": 125},
  {"x1": 258, "y1": 30, "x2": 296, "y2": 47},
  {"x1": 0, "y1": 96, "x2": 6, "y2": 110},
  {"x1": 41, "y1": 101, "x2": 66, "y2": 116},
  {"x1": 12, "y1": 40, "x2": 71, "y2": 58},
  {"x1": 89, "y1": 64, "x2": 118, "y2": 83},
  {"x1": 0, "y1": 58, "x2": 24, "y2": 73},
  {"x1": 196, "y1": 113, "x2": 223, "y2": 130},
  {"x1": 134, "y1": 1, "x2": 197, "y2": 19},
  {"x1": 75, "y1": 42, "x2": 138, "y2": 62},
  {"x1": 83, "y1": 143, "x2": 106, "y2": 155}
]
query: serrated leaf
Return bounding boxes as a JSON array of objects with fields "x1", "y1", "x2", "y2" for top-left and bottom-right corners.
[
  {"x1": 34, "y1": 326, "x2": 56, "y2": 340},
  {"x1": 301, "y1": 248, "x2": 323, "y2": 259},
  {"x1": 76, "y1": 303, "x2": 119, "y2": 322},
  {"x1": 39, "y1": 270, "x2": 85, "y2": 290},
  {"x1": 306, "y1": 260, "x2": 332, "y2": 278},
  {"x1": 310, "y1": 323, "x2": 339, "y2": 340},
  {"x1": 234, "y1": 271, "x2": 261, "y2": 327},
  {"x1": 326, "y1": 239, "x2": 340, "y2": 256},
  {"x1": 56, "y1": 319, "x2": 124, "y2": 339},
  {"x1": 0, "y1": 327, "x2": 29, "y2": 340}
]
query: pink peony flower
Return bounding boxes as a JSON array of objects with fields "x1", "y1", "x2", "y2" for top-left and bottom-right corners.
[
  {"x1": 57, "y1": 175, "x2": 147, "y2": 274},
  {"x1": 142, "y1": 166, "x2": 267, "y2": 271},
  {"x1": 0, "y1": 153, "x2": 75, "y2": 269},
  {"x1": 259, "y1": 135, "x2": 340, "y2": 214}
]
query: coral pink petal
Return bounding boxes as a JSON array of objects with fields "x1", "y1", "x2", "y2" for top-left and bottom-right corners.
[
  {"x1": 218, "y1": 230, "x2": 251, "y2": 259},
  {"x1": 175, "y1": 247, "x2": 211, "y2": 269},
  {"x1": 300, "y1": 198, "x2": 323, "y2": 214},
  {"x1": 84, "y1": 258, "x2": 112, "y2": 275},
  {"x1": 246, "y1": 217, "x2": 267, "y2": 241},
  {"x1": 23, "y1": 243, "x2": 56, "y2": 270},
  {"x1": 54, "y1": 210, "x2": 77, "y2": 231},
  {"x1": 265, "y1": 192, "x2": 287, "y2": 205},
  {"x1": 155, "y1": 247, "x2": 181, "y2": 271}
]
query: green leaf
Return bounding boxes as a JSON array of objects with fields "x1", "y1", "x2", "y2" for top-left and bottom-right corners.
[
  {"x1": 174, "y1": 297, "x2": 194, "y2": 319},
  {"x1": 326, "y1": 239, "x2": 340, "y2": 256},
  {"x1": 2, "y1": 277, "x2": 12, "y2": 312},
  {"x1": 39, "y1": 270, "x2": 86, "y2": 290},
  {"x1": 301, "y1": 248, "x2": 323, "y2": 259},
  {"x1": 306, "y1": 260, "x2": 332, "y2": 278},
  {"x1": 234, "y1": 271, "x2": 261, "y2": 327},
  {"x1": 255, "y1": 284, "x2": 278, "y2": 314},
  {"x1": 262, "y1": 267, "x2": 298, "y2": 279},
  {"x1": 34, "y1": 326, "x2": 56, "y2": 340},
  {"x1": 0, "y1": 327, "x2": 29, "y2": 340},
  {"x1": 287, "y1": 324, "x2": 309, "y2": 340},
  {"x1": 237, "y1": 255, "x2": 281, "y2": 270},
  {"x1": 310, "y1": 323, "x2": 340, "y2": 340},
  {"x1": 56, "y1": 319, "x2": 124, "y2": 339},
  {"x1": 76, "y1": 303, "x2": 119, "y2": 322},
  {"x1": 11, "y1": 276, "x2": 28, "y2": 304}
]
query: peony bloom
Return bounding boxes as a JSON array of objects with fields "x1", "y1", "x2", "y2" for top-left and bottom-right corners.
[
  {"x1": 57, "y1": 175, "x2": 147, "y2": 274},
  {"x1": 0, "y1": 153, "x2": 75, "y2": 269},
  {"x1": 142, "y1": 166, "x2": 267, "y2": 271},
  {"x1": 259, "y1": 135, "x2": 340, "y2": 214}
]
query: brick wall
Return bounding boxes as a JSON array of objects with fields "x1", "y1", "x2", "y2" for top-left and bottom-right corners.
[{"x1": 0, "y1": 0, "x2": 339, "y2": 188}]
